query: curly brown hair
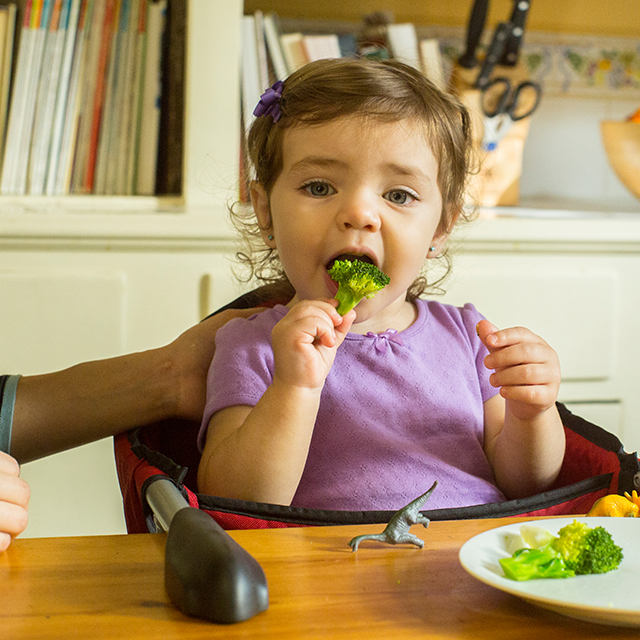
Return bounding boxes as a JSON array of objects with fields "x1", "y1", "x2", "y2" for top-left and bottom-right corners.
[{"x1": 231, "y1": 57, "x2": 477, "y2": 299}]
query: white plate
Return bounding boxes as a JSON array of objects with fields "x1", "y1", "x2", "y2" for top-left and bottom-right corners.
[{"x1": 459, "y1": 517, "x2": 640, "y2": 627}]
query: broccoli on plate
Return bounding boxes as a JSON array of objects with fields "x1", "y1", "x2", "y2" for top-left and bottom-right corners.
[
  {"x1": 499, "y1": 520, "x2": 623, "y2": 581},
  {"x1": 327, "y1": 258, "x2": 390, "y2": 315}
]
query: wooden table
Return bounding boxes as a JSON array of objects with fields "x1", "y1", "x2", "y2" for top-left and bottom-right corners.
[{"x1": 1, "y1": 518, "x2": 637, "y2": 639}]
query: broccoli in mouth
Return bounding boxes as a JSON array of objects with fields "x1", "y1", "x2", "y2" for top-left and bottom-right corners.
[{"x1": 327, "y1": 258, "x2": 390, "y2": 316}]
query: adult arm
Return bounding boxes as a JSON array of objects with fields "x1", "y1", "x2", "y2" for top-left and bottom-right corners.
[{"x1": 10, "y1": 308, "x2": 260, "y2": 464}]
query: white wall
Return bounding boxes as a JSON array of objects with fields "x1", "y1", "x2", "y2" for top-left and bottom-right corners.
[{"x1": 520, "y1": 94, "x2": 640, "y2": 210}]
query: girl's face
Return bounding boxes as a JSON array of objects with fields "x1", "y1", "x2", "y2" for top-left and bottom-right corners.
[{"x1": 251, "y1": 116, "x2": 447, "y2": 333}]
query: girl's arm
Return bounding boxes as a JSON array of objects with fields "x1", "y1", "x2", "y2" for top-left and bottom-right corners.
[
  {"x1": 10, "y1": 308, "x2": 260, "y2": 464},
  {"x1": 478, "y1": 320, "x2": 566, "y2": 499},
  {"x1": 198, "y1": 300, "x2": 355, "y2": 505}
]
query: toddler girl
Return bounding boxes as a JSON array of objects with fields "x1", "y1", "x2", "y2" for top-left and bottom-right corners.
[{"x1": 197, "y1": 58, "x2": 565, "y2": 511}]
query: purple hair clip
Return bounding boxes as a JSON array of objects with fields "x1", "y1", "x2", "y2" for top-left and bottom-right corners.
[{"x1": 253, "y1": 80, "x2": 284, "y2": 123}]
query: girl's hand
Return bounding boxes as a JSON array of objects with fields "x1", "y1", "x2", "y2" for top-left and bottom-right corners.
[
  {"x1": 271, "y1": 300, "x2": 355, "y2": 390},
  {"x1": 477, "y1": 319, "x2": 561, "y2": 423},
  {"x1": 0, "y1": 451, "x2": 30, "y2": 552}
]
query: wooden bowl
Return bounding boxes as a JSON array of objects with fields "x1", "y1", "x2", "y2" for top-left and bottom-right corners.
[{"x1": 601, "y1": 121, "x2": 640, "y2": 199}]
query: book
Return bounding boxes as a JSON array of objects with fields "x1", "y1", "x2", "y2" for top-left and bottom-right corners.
[
  {"x1": 154, "y1": 0, "x2": 185, "y2": 196},
  {"x1": 241, "y1": 14, "x2": 261, "y2": 137},
  {"x1": 113, "y1": 0, "x2": 142, "y2": 194},
  {"x1": 28, "y1": 0, "x2": 67, "y2": 195},
  {"x1": 302, "y1": 34, "x2": 341, "y2": 62},
  {"x1": 262, "y1": 13, "x2": 287, "y2": 81},
  {"x1": 82, "y1": 0, "x2": 117, "y2": 193},
  {"x1": 386, "y1": 23, "x2": 421, "y2": 71},
  {"x1": 136, "y1": 0, "x2": 166, "y2": 195},
  {"x1": 0, "y1": 3, "x2": 17, "y2": 166},
  {"x1": 93, "y1": 0, "x2": 125, "y2": 194},
  {"x1": 279, "y1": 32, "x2": 307, "y2": 74},
  {"x1": 2, "y1": 0, "x2": 48, "y2": 194},
  {"x1": 419, "y1": 39, "x2": 446, "y2": 91},
  {"x1": 124, "y1": 0, "x2": 147, "y2": 194},
  {"x1": 44, "y1": 0, "x2": 82, "y2": 194},
  {"x1": 70, "y1": 0, "x2": 107, "y2": 192},
  {"x1": 252, "y1": 9, "x2": 269, "y2": 92},
  {"x1": 51, "y1": 0, "x2": 91, "y2": 194}
]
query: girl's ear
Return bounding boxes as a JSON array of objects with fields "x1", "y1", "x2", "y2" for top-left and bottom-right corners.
[
  {"x1": 428, "y1": 206, "x2": 460, "y2": 258},
  {"x1": 250, "y1": 181, "x2": 276, "y2": 247},
  {"x1": 427, "y1": 232, "x2": 449, "y2": 258}
]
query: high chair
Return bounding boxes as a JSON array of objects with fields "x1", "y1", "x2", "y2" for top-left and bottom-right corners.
[{"x1": 113, "y1": 285, "x2": 640, "y2": 622}]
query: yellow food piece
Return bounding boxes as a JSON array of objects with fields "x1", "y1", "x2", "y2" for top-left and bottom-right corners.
[{"x1": 587, "y1": 494, "x2": 639, "y2": 517}]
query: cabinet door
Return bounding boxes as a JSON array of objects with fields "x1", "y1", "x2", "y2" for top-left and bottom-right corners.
[
  {"x1": 0, "y1": 268, "x2": 129, "y2": 538},
  {"x1": 0, "y1": 269, "x2": 127, "y2": 374},
  {"x1": 438, "y1": 256, "x2": 620, "y2": 382}
]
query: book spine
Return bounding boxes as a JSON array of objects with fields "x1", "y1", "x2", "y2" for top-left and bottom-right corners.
[
  {"x1": 45, "y1": 0, "x2": 82, "y2": 194},
  {"x1": 136, "y1": 0, "x2": 165, "y2": 195}
]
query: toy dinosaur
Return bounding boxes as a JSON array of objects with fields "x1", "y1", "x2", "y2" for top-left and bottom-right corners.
[{"x1": 348, "y1": 481, "x2": 438, "y2": 552}]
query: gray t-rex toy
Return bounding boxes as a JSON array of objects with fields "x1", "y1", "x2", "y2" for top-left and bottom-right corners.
[{"x1": 348, "y1": 481, "x2": 438, "y2": 551}]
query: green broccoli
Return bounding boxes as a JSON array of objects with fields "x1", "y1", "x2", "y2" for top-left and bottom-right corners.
[
  {"x1": 328, "y1": 259, "x2": 390, "y2": 315},
  {"x1": 499, "y1": 520, "x2": 623, "y2": 581},
  {"x1": 550, "y1": 520, "x2": 624, "y2": 575}
]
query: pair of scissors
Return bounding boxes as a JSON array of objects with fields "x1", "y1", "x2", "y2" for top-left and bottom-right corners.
[{"x1": 480, "y1": 76, "x2": 542, "y2": 150}]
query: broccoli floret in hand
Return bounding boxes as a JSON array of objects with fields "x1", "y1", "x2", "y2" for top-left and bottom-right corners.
[
  {"x1": 328, "y1": 259, "x2": 390, "y2": 315},
  {"x1": 499, "y1": 520, "x2": 623, "y2": 581}
]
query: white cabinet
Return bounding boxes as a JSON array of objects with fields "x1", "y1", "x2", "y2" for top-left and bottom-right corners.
[
  {"x1": 5, "y1": 207, "x2": 640, "y2": 539},
  {"x1": 441, "y1": 209, "x2": 640, "y2": 454},
  {"x1": 0, "y1": 213, "x2": 244, "y2": 538}
]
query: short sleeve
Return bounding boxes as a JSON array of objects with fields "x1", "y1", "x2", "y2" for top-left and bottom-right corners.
[{"x1": 197, "y1": 313, "x2": 277, "y2": 451}]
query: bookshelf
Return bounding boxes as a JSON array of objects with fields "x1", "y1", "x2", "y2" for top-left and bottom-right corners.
[{"x1": 0, "y1": 0, "x2": 243, "y2": 223}]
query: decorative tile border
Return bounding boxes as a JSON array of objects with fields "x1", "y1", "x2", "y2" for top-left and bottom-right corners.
[{"x1": 427, "y1": 26, "x2": 640, "y2": 97}]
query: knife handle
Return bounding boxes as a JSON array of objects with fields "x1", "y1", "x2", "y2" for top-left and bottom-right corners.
[
  {"x1": 499, "y1": 0, "x2": 531, "y2": 66},
  {"x1": 458, "y1": 0, "x2": 489, "y2": 69}
]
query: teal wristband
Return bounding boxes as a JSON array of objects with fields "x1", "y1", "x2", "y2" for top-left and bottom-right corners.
[{"x1": 0, "y1": 375, "x2": 21, "y2": 454}]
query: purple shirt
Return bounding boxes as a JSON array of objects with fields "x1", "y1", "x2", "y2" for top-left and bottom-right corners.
[{"x1": 199, "y1": 299, "x2": 505, "y2": 511}]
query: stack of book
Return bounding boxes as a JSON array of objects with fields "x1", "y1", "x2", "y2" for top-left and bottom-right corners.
[
  {"x1": 241, "y1": 12, "x2": 447, "y2": 132},
  {"x1": 0, "y1": 0, "x2": 172, "y2": 197},
  {"x1": 239, "y1": 12, "x2": 447, "y2": 198}
]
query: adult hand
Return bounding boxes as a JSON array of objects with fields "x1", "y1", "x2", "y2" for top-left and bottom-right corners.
[{"x1": 0, "y1": 451, "x2": 30, "y2": 551}]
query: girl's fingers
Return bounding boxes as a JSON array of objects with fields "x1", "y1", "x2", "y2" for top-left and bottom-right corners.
[
  {"x1": 490, "y1": 363, "x2": 556, "y2": 388},
  {"x1": 485, "y1": 344, "x2": 553, "y2": 371},
  {"x1": 498, "y1": 383, "x2": 558, "y2": 408}
]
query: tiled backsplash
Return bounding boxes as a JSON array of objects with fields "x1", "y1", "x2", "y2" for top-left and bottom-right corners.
[{"x1": 435, "y1": 28, "x2": 640, "y2": 98}]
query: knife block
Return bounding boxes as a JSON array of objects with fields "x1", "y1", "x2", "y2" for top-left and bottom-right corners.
[{"x1": 449, "y1": 64, "x2": 533, "y2": 208}]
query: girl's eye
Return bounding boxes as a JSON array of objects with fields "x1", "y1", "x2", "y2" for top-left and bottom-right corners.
[
  {"x1": 303, "y1": 181, "x2": 335, "y2": 197},
  {"x1": 385, "y1": 189, "x2": 416, "y2": 205}
]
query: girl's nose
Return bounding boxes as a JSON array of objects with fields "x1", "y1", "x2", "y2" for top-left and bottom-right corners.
[{"x1": 336, "y1": 191, "x2": 381, "y2": 232}]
